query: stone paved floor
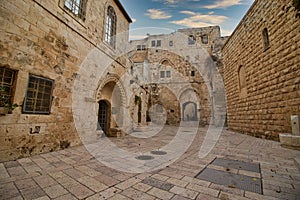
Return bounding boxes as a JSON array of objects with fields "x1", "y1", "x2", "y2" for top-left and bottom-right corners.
[{"x1": 0, "y1": 126, "x2": 299, "y2": 200}]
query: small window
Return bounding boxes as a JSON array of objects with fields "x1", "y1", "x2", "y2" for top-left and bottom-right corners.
[
  {"x1": 160, "y1": 71, "x2": 165, "y2": 78},
  {"x1": 141, "y1": 45, "x2": 146, "y2": 50},
  {"x1": 262, "y1": 28, "x2": 270, "y2": 50},
  {"x1": 156, "y1": 40, "x2": 161, "y2": 47},
  {"x1": 166, "y1": 71, "x2": 171, "y2": 78},
  {"x1": 105, "y1": 6, "x2": 117, "y2": 48},
  {"x1": 169, "y1": 41, "x2": 173, "y2": 46},
  {"x1": 137, "y1": 45, "x2": 141, "y2": 51},
  {"x1": 191, "y1": 71, "x2": 195, "y2": 76},
  {"x1": 201, "y1": 35, "x2": 208, "y2": 44},
  {"x1": 188, "y1": 35, "x2": 195, "y2": 45},
  {"x1": 23, "y1": 75, "x2": 54, "y2": 114},
  {"x1": 151, "y1": 40, "x2": 156, "y2": 47},
  {"x1": 64, "y1": 0, "x2": 86, "y2": 19},
  {"x1": 0, "y1": 67, "x2": 17, "y2": 107}
]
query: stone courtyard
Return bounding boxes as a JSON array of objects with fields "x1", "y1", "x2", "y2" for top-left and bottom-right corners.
[{"x1": 1, "y1": 126, "x2": 299, "y2": 200}]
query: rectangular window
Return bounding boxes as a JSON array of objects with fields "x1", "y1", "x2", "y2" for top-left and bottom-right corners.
[
  {"x1": 166, "y1": 71, "x2": 171, "y2": 78},
  {"x1": 137, "y1": 45, "x2": 141, "y2": 51},
  {"x1": 160, "y1": 71, "x2": 165, "y2": 78},
  {"x1": 64, "y1": 0, "x2": 85, "y2": 19},
  {"x1": 0, "y1": 67, "x2": 17, "y2": 107},
  {"x1": 201, "y1": 35, "x2": 208, "y2": 44},
  {"x1": 141, "y1": 45, "x2": 146, "y2": 50},
  {"x1": 191, "y1": 71, "x2": 195, "y2": 76},
  {"x1": 156, "y1": 40, "x2": 161, "y2": 47},
  {"x1": 23, "y1": 75, "x2": 54, "y2": 114},
  {"x1": 151, "y1": 41, "x2": 156, "y2": 47},
  {"x1": 169, "y1": 41, "x2": 173, "y2": 46},
  {"x1": 262, "y1": 28, "x2": 270, "y2": 50},
  {"x1": 188, "y1": 36, "x2": 195, "y2": 45}
]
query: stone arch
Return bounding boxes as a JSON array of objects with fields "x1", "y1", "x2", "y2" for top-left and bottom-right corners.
[
  {"x1": 182, "y1": 101, "x2": 197, "y2": 121},
  {"x1": 96, "y1": 73, "x2": 127, "y2": 106}
]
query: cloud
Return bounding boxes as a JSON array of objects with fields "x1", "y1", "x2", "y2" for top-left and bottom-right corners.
[
  {"x1": 203, "y1": 0, "x2": 242, "y2": 9},
  {"x1": 171, "y1": 12, "x2": 228, "y2": 27},
  {"x1": 180, "y1": 10, "x2": 196, "y2": 15},
  {"x1": 221, "y1": 29, "x2": 233, "y2": 36},
  {"x1": 132, "y1": 18, "x2": 137, "y2": 23},
  {"x1": 145, "y1": 9, "x2": 172, "y2": 19}
]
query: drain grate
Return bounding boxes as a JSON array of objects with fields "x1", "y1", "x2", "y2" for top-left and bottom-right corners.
[
  {"x1": 150, "y1": 150, "x2": 167, "y2": 155},
  {"x1": 211, "y1": 158, "x2": 260, "y2": 173},
  {"x1": 196, "y1": 168, "x2": 262, "y2": 194},
  {"x1": 135, "y1": 155, "x2": 154, "y2": 160}
]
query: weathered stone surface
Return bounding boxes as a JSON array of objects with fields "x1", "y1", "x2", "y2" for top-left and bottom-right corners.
[
  {"x1": 0, "y1": 0, "x2": 131, "y2": 161},
  {"x1": 223, "y1": 0, "x2": 300, "y2": 140}
]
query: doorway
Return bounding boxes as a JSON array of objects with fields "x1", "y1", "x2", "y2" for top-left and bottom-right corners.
[{"x1": 98, "y1": 100, "x2": 110, "y2": 134}]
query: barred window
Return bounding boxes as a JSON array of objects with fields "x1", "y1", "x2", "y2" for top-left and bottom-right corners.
[
  {"x1": 166, "y1": 71, "x2": 171, "y2": 78},
  {"x1": 105, "y1": 6, "x2": 117, "y2": 48},
  {"x1": 64, "y1": 0, "x2": 86, "y2": 19},
  {"x1": 151, "y1": 41, "x2": 156, "y2": 47},
  {"x1": 23, "y1": 75, "x2": 54, "y2": 114},
  {"x1": 160, "y1": 71, "x2": 165, "y2": 78},
  {"x1": 156, "y1": 40, "x2": 161, "y2": 47},
  {"x1": 0, "y1": 67, "x2": 17, "y2": 107}
]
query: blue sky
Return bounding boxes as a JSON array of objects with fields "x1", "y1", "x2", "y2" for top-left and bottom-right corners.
[{"x1": 119, "y1": 0, "x2": 254, "y2": 40}]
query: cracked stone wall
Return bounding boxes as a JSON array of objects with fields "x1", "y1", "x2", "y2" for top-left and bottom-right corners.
[
  {"x1": 223, "y1": 0, "x2": 300, "y2": 140},
  {"x1": 0, "y1": 0, "x2": 130, "y2": 161}
]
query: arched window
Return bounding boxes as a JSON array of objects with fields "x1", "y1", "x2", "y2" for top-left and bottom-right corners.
[
  {"x1": 262, "y1": 28, "x2": 270, "y2": 50},
  {"x1": 238, "y1": 65, "x2": 247, "y2": 97},
  {"x1": 105, "y1": 6, "x2": 117, "y2": 48}
]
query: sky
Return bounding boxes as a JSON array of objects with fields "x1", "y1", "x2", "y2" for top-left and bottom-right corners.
[{"x1": 119, "y1": 0, "x2": 255, "y2": 40}]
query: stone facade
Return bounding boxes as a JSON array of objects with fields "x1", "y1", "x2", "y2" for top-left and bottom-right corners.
[
  {"x1": 128, "y1": 26, "x2": 227, "y2": 127},
  {"x1": 222, "y1": 0, "x2": 300, "y2": 140},
  {"x1": 0, "y1": 0, "x2": 131, "y2": 161}
]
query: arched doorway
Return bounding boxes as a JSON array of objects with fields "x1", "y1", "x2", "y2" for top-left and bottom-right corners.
[
  {"x1": 98, "y1": 100, "x2": 110, "y2": 134},
  {"x1": 182, "y1": 101, "x2": 197, "y2": 121}
]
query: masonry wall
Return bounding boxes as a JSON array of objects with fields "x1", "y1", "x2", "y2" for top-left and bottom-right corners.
[
  {"x1": 0, "y1": 0, "x2": 130, "y2": 161},
  {"x1": 223, "y1": 0, "x2": 300, "y2": 140}
]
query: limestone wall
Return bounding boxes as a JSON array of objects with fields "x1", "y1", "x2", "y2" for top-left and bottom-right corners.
[
  {"x1": 222, "y1": 0, "x2": 300, "y2": 140},
  {"x1": 0, "y1": 0, "x2": 130, "y2": 161}
]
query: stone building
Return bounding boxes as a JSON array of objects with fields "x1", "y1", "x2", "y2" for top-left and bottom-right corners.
[
  {"x1": 128, "y1": 26, "x2": 227, "y2": 128},
  {"x1": 222, "y1": 0, "x2": 300, "y2": 140},
  {"x1": 0, "y1": 0, "x2": 132, "y2": 161}
]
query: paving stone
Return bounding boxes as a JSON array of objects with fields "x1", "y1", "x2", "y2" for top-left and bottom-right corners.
[
  {"x1": 166, "y1": 178, "x2": 189, "y2": 187},
  {"x1": 151, "y1": 174, "x2": 170, "y2": 181},
  {"x1": 0, "y1": 182, "x2": 21, "y2": 199},
  {"x1": 15, "y1": 178, "x2": 38, "y2": 190},
  {"x1": 34, "y1": 175, "x2": 57, "y2": 188},
  {"x1": 147, "y1": 187, "x2": 175, "y2": 199},
  {"x1": 32, "y1": 196, "x2": 51, "y2": 200},
  {"x1": 142, "y1": 177, "x2": 174, "y2": 191},
  {"x1": 171, "y1": 195, "x2": 191, "y2": 200},
  {"x1": 53, "y1": 193, "x2": 78, "y2": 200},
  {"x1": 196, "y1": 193, "x2": 219, "y2": 200},
  {"x1": 186, "y1": 183, "x2": 220, "y2": 197},
  {"x1": 43, "y1": 184, "x2": 69, "y2": 198},
  {"x1": 63, "y1": 168, "x2": 85, "y2": 179},
  {"x1": 107, "y1": 194, "x2": 132, "y2": 200},
  {"x1": 20, "y1": 186, "x2": 46, "y2": 200},
  {"x1": 133, "y1": 182, "x2": 153, "y2": 192},
  {"x1": 4, "y1": 161, "x2": 21, "y2": 168},
  {"x1": 77, "y1": 176, "x2": 108, "y2": 192},
  {"x1": 94, "y1": 174, "x2": 120, "y2": 186},
  {"x1": 7, "y1": 166, "x2": 27, "y2": 177},
  {"x1": 169, "y1": 186, "x2": 198, "y2": 199},
  {"x1": 115, "y1": 177, "x2": 141, "y2": 190},
  {"x1": 67, "y1": 183, "x2": 94, "y2": 199},
  {"x1": 122, "y1": 187, "x2": 156, "y2": 200}
]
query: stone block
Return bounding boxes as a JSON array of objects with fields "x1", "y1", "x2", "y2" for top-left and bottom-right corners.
[
  {"x1": 291, "y1": 115, "x2": 300, "y2": 135},
  {"x1": 279, "y1": 133, "x2": 300, "y2": 149}
]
